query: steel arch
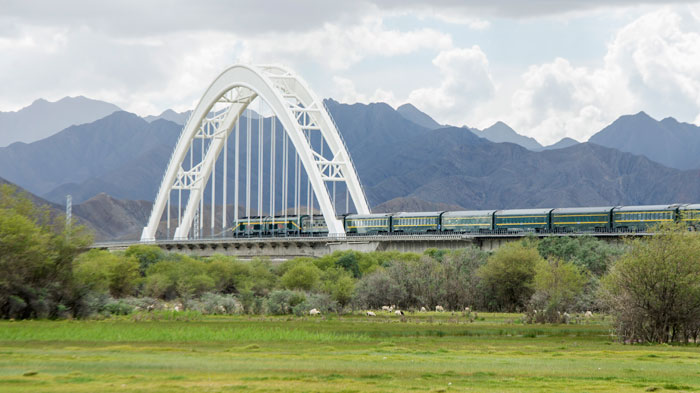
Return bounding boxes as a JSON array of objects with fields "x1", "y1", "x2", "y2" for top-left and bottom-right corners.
[{"x1": 141, "y1": 64, "x2": 369, "y2": 241}]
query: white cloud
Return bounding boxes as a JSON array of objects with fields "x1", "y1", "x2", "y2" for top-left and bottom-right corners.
[
  {"x1": 332, "y1": 76, "x2": 397, "y2": 105},
  {"x1": 500, "y1": 6, "x2": 700, "y2": 145},
  {"x1": 407, "y1": 46, "x2": 496, "y2": 125},
  {"x1": 241, "y1": 16, "x2": 452, "y2": 71},
  {"x1": 0, "y1": 15, "x2": 449, "y2": 115}
]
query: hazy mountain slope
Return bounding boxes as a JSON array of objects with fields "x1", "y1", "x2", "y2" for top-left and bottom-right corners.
[
  {"x1": 0, "y1": 96, "x2": 121, "y2": 147},
  {"x1": 470, "y1": 121, "x2": 543, "y2": 151},
  {"x1": 396, "y1": 103, "x2": 443, "y2": 130},
  {"x1": 589, "y1": 111, "x2": 700, "y2": 170},
  {"x1": 373, "y1": 196, "x2": 463, "y2": 213},
  {"x1": 144, "y1": 109, "x2": 191, "y2": 125},
  {"x1": 0, "y1": 112, "x2": 181, "y2": 196},
  {"x1": 365, "y1": 126, "x2": 700, "y2": 209},
  {"x1": 540, "y1": 137, "x2": 579, "y2": 150}
]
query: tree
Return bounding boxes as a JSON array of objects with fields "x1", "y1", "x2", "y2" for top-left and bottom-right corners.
[
  {"x1": 125, "y1": 245, "x2": 166, "y2": 276},
  {"x1": 73, "y1": 250, "x2": 140, "y2": 298},
  {"x1": 537, "y1": 236, "x2": 624, "y2": 276},
  {"x1": 478, "y1": 242, "x2": 541, "y2": 311},
  {"x1": 600, "y1": 223, "x2": 700, "y2": 343},
  {"x1": 320, "y1": 268, "x2": 355, "y2": 308},
  {"x1": 281, "y1": 263, "x2": 320, "y2": 291},
  {"x1": 205, "y1": 255, "x2": 250, "y2": 293},
  {"x1": 0, "y1": 185, "x2": 92, "y2": 319},
  {"x1": 529, "y1": 258, "x2": 586, "y2": 321},
  {"x1": 353, "y1": 269, "x2": 406, "y2": 309}
]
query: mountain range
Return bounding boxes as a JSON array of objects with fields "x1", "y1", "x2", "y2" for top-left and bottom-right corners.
[
  {"x1": 589, "y1": 111, "x2": 700, "y2": 170},
  {"x1": 0, "y1": 96, "x2": 121, "y2": 147},
  {"x1": 2, "y1": 96, "x2": 700, "y2": 240}
]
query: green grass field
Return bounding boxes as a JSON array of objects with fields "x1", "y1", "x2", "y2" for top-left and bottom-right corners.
[{"x1": 1, "y1": 312, "x2": 699, "y2": 392}]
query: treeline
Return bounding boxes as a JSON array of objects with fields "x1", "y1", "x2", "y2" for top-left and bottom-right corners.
[{"x1": 3, "y1": 184, "x2": 700, "y2": 344}]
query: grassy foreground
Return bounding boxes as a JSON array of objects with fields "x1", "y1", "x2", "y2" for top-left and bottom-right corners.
[{"x1": 1, "y1": 312, "x2": 699, "y2": 392}]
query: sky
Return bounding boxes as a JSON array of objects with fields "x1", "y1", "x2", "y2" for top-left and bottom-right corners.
[{"x1": 1, "y1": 0, "x2": 699, "y2": 145}]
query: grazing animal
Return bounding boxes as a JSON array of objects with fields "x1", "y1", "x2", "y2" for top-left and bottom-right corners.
[
  {"x1": 381, "y1": 306, "x2": 391, "y2": 311},
  {"x1": 366, "y1": 311, "x2": 376, "y2": 316},
  {"x1": 420, "y1": 307, "x2": 427, "y2": 312},
  {"x1": 309, "y1": 308, "x2": 321, "y2": 315},
  {"x1": 395, "y1": 310, "x2": 404, "y2": 316},
  {"x1": 435, "y1": 305, "x2": 445, "y2": 312},
  {"x1": 584, "y1": 311, "x2": 593, "y2": 318},
  {"x1": 465, "y1": 307, "x2": 470, "y2": 312}
]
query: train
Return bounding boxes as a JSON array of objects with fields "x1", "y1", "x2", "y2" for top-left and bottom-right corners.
[{"x1": 230, "y1": 203, "x2": 700, "y2": 237}]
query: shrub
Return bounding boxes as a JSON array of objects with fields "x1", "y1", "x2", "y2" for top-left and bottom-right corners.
[
  {"x1": 266, "y1": 290, "x2": 306, "y2": 315},
  {"x1": 478, "y1": 242, "x2": 541, "y2": 312},
  {"x1": 143, "y1": 273, "x2": 173, "y2": 299},
  {"x1": 600, "y1": 223, "x2": 700, "y2": 343},
  {"x1": 186, "y1": 293, "x2": 242, "y2": 314},
  {"x1": 0, "y1": 184, "x2": 92, "y2": 319},
  {"x1": 281, "y1": 263, "x2": 320, "y2": 291},
  {"x1": 353, "y1": 269, "x2": 406, "y2": 309},
  {"x1": 205, "y1": 255, "x2": 250, "y2": 293},
  {"x1": 124, "y1": 245, "x2": 166, "y2": 276},
  {"x1": 104, "y1": 299, "x2": 135, "y2": 316},
  {"x1": 537, "y1": 236, "x2": 624, "y2": 276},
  {"x1": 73, "y1": 250, "x2": 140, "y2": 298},
  {"x1": 529, "y1": 258, "x2": 586, "y2": 317}
]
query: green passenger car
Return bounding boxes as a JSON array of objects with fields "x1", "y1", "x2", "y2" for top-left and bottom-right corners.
[
  {"x1": 441, "y1": 210, "x2": 495, "y2": 233},
  {"x1": 300, "y1": 215, "x2": 328, "y2": 236},
  {"x1": 494, "y1": 208, "x2": 553, "y2": 232},
  {"x1": 344, "y1": 213, "x2": 392, "y2": 235},
  {"x1": 232, "y1": 216, "x2": 302, "y2": 237},
  {"x1": 232, "y1": 217, "x2": 267, "y2": 237},
  {"x1": 551, "y1": 207, "x2": 613, "y2": 232},
  {"x1": 391, "y1": 212, "x2": 441, "y2": 233},
  {"x1": 612, "y1": 205, "x2": 679, "y2": 232},
  {"x1": 680, "y1": 204, "x2": 700, "y2": 231}
]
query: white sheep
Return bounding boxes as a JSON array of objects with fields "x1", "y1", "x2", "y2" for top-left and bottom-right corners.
[
  {"x1": 381, "y1": 306, "x2": 391, "y2": 311},
  {"x1": 366, "y1": 311, "x2": 376, "y2": 316},
  {"x1": 435, "y1": 305, "x2": 444, "y2": 312},
  {"x1": 309, "y1": 308, "x2": 321, "y2": 315},
  {"x1": 394, "y1": 310, "x2": 404, "y2": 316},
  {"x1": 584, "y1": 311, "x2": 593, "y2": 318},
  {"x1": 420, "y1": 307, "x2": 427, "y2": 312}
]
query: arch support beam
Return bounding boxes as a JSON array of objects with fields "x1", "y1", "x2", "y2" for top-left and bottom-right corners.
[{"x1": 141, "y1": 64, "x2": 369, "y2": 241}]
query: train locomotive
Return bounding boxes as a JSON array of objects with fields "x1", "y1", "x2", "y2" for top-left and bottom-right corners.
[{"x1": 230, "y1": 203, "x2": 700, "y2": 237}]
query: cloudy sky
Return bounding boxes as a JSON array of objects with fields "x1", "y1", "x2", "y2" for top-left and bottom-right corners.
[{"x1": 1, "y1": 0, "x2": 699, "y2": 144}]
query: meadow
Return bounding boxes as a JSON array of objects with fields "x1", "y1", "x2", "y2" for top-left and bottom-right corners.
[{"x1": 1, "y1": 312, "x2": 699, "y2": 392}]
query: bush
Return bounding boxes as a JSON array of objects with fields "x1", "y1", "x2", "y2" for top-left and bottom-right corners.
[
  {"x1": 205, "y1": 255, "x2": 250, "y2": 293},
  {"x1": 0, "y1": 185, "x2": 92, "y2": 319},
  {"x1": 124, "y1": 245, "x2": 166, "y2": 276},
  {"x1": 527, "y1": 258, "x2": 586, "y2": 322},
  {"x1": 281, "y1": 263, "x2": 320, "y2": 291},
  {"x1": 478, "y1": 242, "x2": 541, "y2": 312},
  {"x1": 73, "y1": 250, "x2": 140, "y2": 298},
  {"x1": 600, "y1": 223, "x2": 700, "y2": 343},
  {"x1": 186, "y1": 293, "x2": 241, "y2": 314},
  {"x1": 266, "y1": 290, "x2": 306, "y2": 315},
  {"x1": 353, "y1": 269, "x2": 406, "y2": 309},
  {"x1": 537, "y1": 236, "x2": 624, "y2": 276},
  {"x1": 104, "y1": 299, "x2": 135, "y2": 316}
]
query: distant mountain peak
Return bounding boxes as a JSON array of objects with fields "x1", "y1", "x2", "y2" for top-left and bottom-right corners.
[
  {"x1": 589, "y1": 111, "x2": 700, "y2": 170},
  {"x1": 396, "y1": 103, "x2": 443, "y2": 130},
  {"x1": 0, "y1": 96, "x2": 122, "y2": 147},
  {"x1": 472, "y1": 121, "x2": 543, "y2": 151},
  {"x1": 541, "y1": 137, "x2": 580, "y2": 151}
]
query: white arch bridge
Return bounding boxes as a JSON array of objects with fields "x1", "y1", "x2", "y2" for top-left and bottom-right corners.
[{"x1": 141, "y1": 64, "x2": 369, "y2": 241}]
